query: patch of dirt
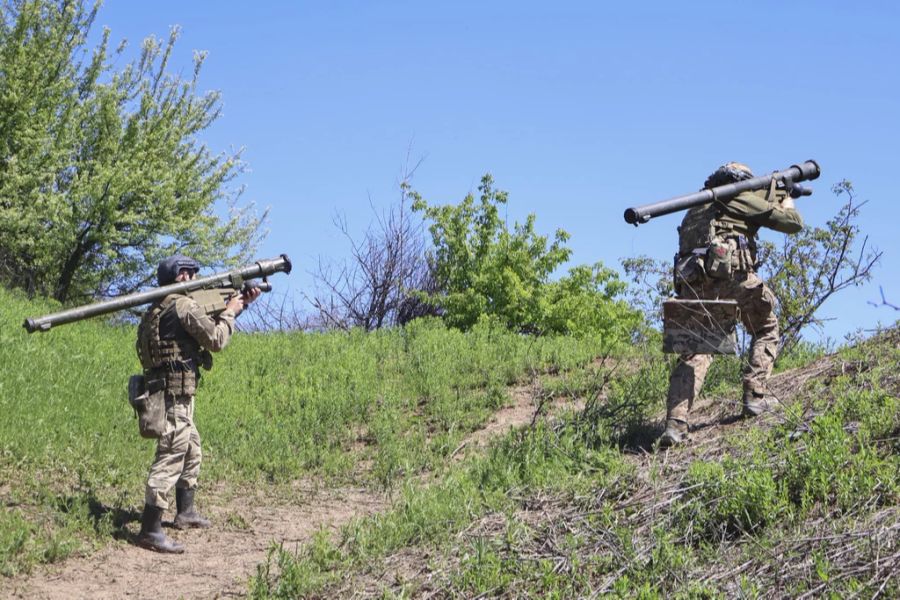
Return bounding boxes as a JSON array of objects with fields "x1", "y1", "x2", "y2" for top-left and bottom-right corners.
[
  {"x1": 681, "y1": 354, "x2": 836, "y2": 448},
  {"x1": 4, "y1": 483, "x2": 386, "y2": 600},
  {"x1": 451, "y1": 379, "x2": 585, "y2": 460}
]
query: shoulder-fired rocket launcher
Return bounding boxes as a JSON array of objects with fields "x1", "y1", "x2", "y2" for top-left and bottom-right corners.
[
  {"x1": 23, "y1": 254, "x2": 292, "y2": 333},
  {"x1": 623, "y1": 160, "x2": 821, "y2": 226}
]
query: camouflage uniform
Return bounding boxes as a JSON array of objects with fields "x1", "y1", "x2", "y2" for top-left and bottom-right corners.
[
  {"x1": 134, "y1": 254, "x2": 241, "y2": 553},
  {"x1": 663, "y1": 166, "x2": 803, "y2": 443},
  {"x1": 137, "y1": 294, "x2": 235, "y2": 509}
]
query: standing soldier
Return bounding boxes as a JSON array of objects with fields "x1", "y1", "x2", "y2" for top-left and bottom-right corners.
[
  {"x1": 660, "y1": 163, "x2": 804, "y2": 447},
  {"x1": 134, "y1": 255, "x2": 260, "y2": 552}
]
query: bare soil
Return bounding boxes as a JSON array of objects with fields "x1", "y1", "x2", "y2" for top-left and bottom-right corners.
[
  {"x1": 452, "y1": 378, "x2": 585, "y2": 460},
  {"x1": 4, "y1": 484, "x2": 385, "y2": 600}
]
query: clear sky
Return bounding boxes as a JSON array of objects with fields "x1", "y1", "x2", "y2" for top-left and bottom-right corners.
[{"x1": 94, "y1": 1, "x2": 898, "y2": 341}]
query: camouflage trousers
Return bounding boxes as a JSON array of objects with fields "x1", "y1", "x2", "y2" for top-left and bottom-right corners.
[
  {"x1": 145, "y1": 395, "x2": 202, "y2": 509},
  {"x1": 666, "y1": 271, "x2": 779, "y2": 424}
]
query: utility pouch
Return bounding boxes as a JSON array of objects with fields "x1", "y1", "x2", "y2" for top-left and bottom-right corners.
[
  {"x1": 673, "y1": 251, "x2": 705, "y2": 295},
  {"x1": 705, "y1": 239, "x2": 733, "y2": 280},
  {"x1": 128, "y1": 374, "x2": 167, "y2": 439},
  {"x1": 165, "y1": 369, "x2": 197, "y2": 396},
  {"x1": 732, "y1": 235, "x2": 753, "y2": 272}
]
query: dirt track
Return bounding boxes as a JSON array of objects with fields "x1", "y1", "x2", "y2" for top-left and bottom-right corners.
[
  {"x1": 4, "y1": 380, "x2": 557, "y2": 600},
  {"x1": 4, "y1": 484, "x2": 384, "y2": 600}
]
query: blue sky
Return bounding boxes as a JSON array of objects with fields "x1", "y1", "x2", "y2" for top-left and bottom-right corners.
[{"x1": 96, "y1": 1, "x2": 898, "y2": 341}]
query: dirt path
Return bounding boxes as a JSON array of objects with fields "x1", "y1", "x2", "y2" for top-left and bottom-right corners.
[
  {"x1": 673, "y1": 354, "x2": 835, "y2": 450},
  {"x1": 453, "y1": 378, "x2": 585, "y2": 460},
  {"x1": 610, "y1": 354, "x2": 841, "y2": 512},
  {"x1": 5, "y1": 374, "x2": 581, "y2": 600},
  {"x1": 4, "y1": 484, "x2": 385, "y2": 600}
]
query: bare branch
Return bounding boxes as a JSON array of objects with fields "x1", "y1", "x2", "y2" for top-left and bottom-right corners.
[{"x1": 310, "y1": 157, "x2": 441, "y2": 331}]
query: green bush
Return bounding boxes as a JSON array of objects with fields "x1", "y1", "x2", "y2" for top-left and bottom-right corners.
[
  {"x1": 681, "y1": 456, "x2": 788, "y2": 539},
  {"x1": 411, "y1": 174, "x2": 642, "y2": 336}
]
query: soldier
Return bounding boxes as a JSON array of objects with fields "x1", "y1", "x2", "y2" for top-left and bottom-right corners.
[
  {"x1": 659, "y1": 162, "x2": 804, "y2": 447},
  {"x1": 134, "y1": 255, "x2": 261, "y2": 553}
]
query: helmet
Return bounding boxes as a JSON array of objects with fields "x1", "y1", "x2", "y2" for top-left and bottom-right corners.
[
  {"x1": 157, "y1": 255, "x2": 200, "y2": 286},
  {"x1": 703, "y1": 162, "x2": 754, "y2": 189}
]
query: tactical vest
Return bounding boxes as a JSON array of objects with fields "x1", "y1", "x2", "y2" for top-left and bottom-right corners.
[
  {"x1": 136, "y1": 294, "x2": 201, "y2": 396},
  {"x1": 678, "y1": 202, "x2": 723, "y2": 256},
  {"x1": 676, "y1": 201, "x2": 757, "y2": 278}
]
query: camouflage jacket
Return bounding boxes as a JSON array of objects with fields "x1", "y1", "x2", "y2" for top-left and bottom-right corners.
[{"x1": 714, "y1": 190, "x2": 804, "y2": 237}]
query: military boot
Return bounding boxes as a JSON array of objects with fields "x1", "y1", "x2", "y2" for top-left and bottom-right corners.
[
  {"x1": 173, "y1": 487, "x2": 211, "y2": 530},
  {"x1": 136, "y1": 504, "x2": 185, "y2": 553},
  {"x1": 742, "y1": 390, "x2": 772, "y2": 418},
  {"x1": 658, "y1": 419, "x2": 689, "y2": 448}
]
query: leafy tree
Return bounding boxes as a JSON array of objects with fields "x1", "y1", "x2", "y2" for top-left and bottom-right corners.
[
  {"x1": 411, "y1": 174, "x2": 639, "y2": 335},
  {"x1": 0, "y1": 0, "x2": 264, "y2": 303}
]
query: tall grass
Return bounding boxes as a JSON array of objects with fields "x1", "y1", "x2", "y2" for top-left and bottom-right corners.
[
  {"x1": 0, "y1": 288, "x2": 618, "y2": 575},
  {"x1": 248, "y1": 326, "x2": 900, "y2": 598}
]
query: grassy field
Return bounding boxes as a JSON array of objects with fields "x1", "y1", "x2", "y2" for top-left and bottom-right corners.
[
  {"x1": 248, "y1": 326, "x2": 900, "y2": 598},
  {"x1": 0, "y1": 287, "x2": 619, "y2": 576},
  {"x1": 3, "y1": 285, "x2": 897, "y2": 598}
]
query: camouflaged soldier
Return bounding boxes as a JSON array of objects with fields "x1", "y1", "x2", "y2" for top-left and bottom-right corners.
[
  {"x1": 134, "y1": 255, "x2": 260, "y2": 553},
  {"x1": 659, "y1": 163, "x2": 803, "y2": 447}
]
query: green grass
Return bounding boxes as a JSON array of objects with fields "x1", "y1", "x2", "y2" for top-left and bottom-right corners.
[
  {"x1": 4, "y1": 282, "x2": 896, "y2": 598},
  {"x1": 247, "y1": 325, "x2": 900, "y2": 598},
  {"x1": 0, "y1": 287, "x2": 618, "y2": 575},
  {"x1": 248, "y1": 420, "x2": 635, "y2": 598}
]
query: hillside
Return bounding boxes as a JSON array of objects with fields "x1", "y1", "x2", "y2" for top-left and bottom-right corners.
[
  {"x1": 1, "y1": 286, "x2": 897, "y2": 598},
  {"x1": 0, "y1": 287, "x2": 606, "y2": 596},
  {"x1": 245, "y1": 328, "x2": 900, "y2": 598}
]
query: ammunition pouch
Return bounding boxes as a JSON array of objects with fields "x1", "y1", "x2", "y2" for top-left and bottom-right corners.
[
  {"x1": 156, "y1": 360, "x2": 199, "y2": 396},
  {"x1": 732, "y1": 235, "x2": 755, "y2": 272},
  {"x1": 717, "y1": 234, "x2": 755, "y2": 273},
  {"x1": 128, "y1": 374, "x2": 167, "y2": 439}
]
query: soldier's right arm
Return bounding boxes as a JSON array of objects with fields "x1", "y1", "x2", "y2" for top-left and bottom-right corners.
[
  {"x1": 726, "y1": 191, "x2": 804, "y2": 234},
  {"x1": 174, "y1": 296, "x2": 236, "y2": 352}
]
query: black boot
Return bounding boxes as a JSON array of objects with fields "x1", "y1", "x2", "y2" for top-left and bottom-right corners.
[
  {"x1": 658, "y1": 419, "x2": 689, "y2": 448},
  {"x1": 136, "y1": 504, "x2": 185, "y2": 553},
  {"x1": 174, "y1": 487, "x2": 211, "y2": 530}
]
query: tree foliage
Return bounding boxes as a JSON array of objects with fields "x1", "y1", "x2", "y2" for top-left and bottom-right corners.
[
  {"x1": 541, "y1": 262, "x2": 642, "y2": 338},
  {"x1": 621, "y1": 254, "x2": 673, "y2": 330},
  {"x1": 0, "y1": 0, "x2": 264, "y2": 303},
  {"x1": 411, "y1": 174, "x2": 639, "y2": 335}
]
